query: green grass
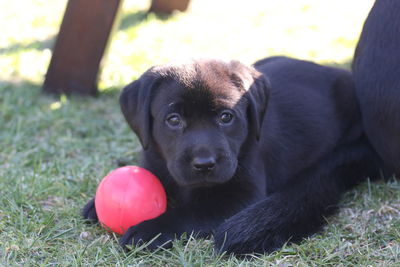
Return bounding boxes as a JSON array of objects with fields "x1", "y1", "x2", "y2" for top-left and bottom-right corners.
[{"x1": 1, "y1": 0, "x2": 399, "y2": 266}]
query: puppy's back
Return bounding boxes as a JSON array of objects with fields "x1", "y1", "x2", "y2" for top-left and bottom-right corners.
[
  {"x1": 352, "y1": 0, "x2": 400, "y2": 174},
  {"x1": 254, "y1": 57, "x2": 362, "y2": 179},
  {"x1": 255, "y1": 56, "x2": 360, "y2": 139}
]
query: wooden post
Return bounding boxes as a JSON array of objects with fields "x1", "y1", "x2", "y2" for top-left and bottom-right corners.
[
  {"x1": 149, "y1": 0, "x2": 190, "y2": 14},
  {"x1": 43, "y1": 0, "x2": 122, "y2": 96}
]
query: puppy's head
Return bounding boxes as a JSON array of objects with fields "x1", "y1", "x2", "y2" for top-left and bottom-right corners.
[{"x1": 120, "y1": 59, "x2": 270, "y2": 187}]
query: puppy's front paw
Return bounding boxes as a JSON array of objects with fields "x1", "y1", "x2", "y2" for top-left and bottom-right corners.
[
  {"x1": 81, "y1": 198, "x2": 98, "y2": 223},
  {"x1": 120, "y1": 219, "x2": 174, "y2": 251}
]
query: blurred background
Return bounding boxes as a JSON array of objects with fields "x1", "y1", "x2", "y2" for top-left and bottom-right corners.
[{"x1": 1, "y1": 0, "x2": 374, "y2": 92}]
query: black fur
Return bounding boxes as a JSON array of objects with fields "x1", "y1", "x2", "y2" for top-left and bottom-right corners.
[
  {"x1": 352, "y1": 0, "x2": 400, "y2": 176},
  {"x1": 82, "y1": 57, "x2": 380, "y2": 254}
]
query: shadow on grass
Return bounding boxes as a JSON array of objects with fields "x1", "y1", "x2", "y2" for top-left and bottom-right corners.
[
  {"x1": 118, "y1": 11, "x2": 148, "y2": 31},
  {"x1": 0, "y1": 37, "x2": 55, "y2": 55},
  {"x1": 0, "y1": 79, "x2": 40, "y2": 92},
  {"x1": 0, "y1": 78, "x2": 122, "y2": 102},
  {"x1": 118, "y1": 10, "x2": 173, "y2": 31}
]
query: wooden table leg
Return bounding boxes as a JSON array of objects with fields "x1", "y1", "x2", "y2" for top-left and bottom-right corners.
[{"x1": 43, "y1": 0, "x2": 122, "y2": 96}]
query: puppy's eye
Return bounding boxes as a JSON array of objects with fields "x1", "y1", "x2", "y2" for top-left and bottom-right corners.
[
  {"x1": 219, "y1": 111, "x2": 234, "y2": 124},
  {"x1": 165, "y1": 113, "x2": 182, "y2": 128}
]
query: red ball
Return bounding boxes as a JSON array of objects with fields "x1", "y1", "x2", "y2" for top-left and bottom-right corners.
[{"x1": 95, "y1": 166, "x2": 166, "y2": 235}]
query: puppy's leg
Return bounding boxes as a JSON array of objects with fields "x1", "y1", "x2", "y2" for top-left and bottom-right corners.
[
  {"x1": 119, "y1": 182, "x2": 257, "y2": 250},
  {"x1": 214, "y1": 140, "x2": 380, "y2": 254},
  {"x1": 82, "y1": 197, "x2": 98, "y2": 223},
  {"x1": 119, "y1": 207, "x2": 202, "y2": 250}
]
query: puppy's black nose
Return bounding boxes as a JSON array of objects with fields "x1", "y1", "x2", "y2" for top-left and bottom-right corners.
[{"x1": 192, "y1": 157, "x2": 216, "y2": 172}]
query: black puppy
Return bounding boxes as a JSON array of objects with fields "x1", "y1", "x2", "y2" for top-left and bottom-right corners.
[
  {"x1": 353, "y1": 0, "x2": 400, "y2": 176},
  {"x1": 83, "y1": 57, "x2": 380, "y2": 254}
]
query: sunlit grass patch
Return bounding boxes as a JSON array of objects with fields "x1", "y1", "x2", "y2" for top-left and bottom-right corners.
[
  {"x1": 1, "y1": 0, "x2": 374, "y2": 88},
  {"x1": 100, "y1": 0, "x2": 375, "y2": 88}
]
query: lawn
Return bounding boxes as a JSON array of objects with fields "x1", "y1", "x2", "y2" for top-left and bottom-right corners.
[{"x1": 1, "y1": 0, "x2": 399, "y2": 266}]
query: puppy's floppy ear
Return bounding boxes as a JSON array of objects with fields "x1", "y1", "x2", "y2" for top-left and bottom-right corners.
[
  {"x1": 246, "y1": 72, "x2": 270, "y2": 140},
  {"x1": 230, "y1": 61, "x2": 270, "y2": 140},
  {"x1": 119, "y1": 69, "x2": 161, "y2": 150}
]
